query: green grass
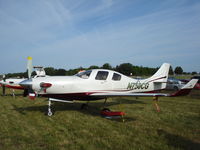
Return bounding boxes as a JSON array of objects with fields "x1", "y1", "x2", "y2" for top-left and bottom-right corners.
[{"x1": 0, "y1": 89, "x2": 200, "y2": 150}]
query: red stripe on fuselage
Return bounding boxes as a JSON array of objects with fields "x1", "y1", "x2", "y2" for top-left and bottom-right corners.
[
  {"x1": 147, "y1": 76, "x2": 167, "y2": 83},
  {"x1": 5, "y1": 85, "x2": 24, "y2": 90}
]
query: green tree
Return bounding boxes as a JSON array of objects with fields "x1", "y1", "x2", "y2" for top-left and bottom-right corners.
[
  {"x1": 192, "y1": 71, "x2": 197, "y2": 75},
  {"x1": 115, "y1": 63, "x2": 133, "y2": 76},
  {"x1": 169, "y1": 66, "x2": 174, "y2": 75},
  {"x1": 44, "y1": 67, "x2": 56, "y2": 76},
  {"x1": 174, "y1": 66, "x2": 183, "y2": 75},
  {"x1": 102, "y1": 63, "x2": 112, "y2": 70},
  {"x1": 55, "y1": 69, "x2": 66, "y2": 75},
  {"x1": 88, "y1": 65, "x2": 99, "y2": 69}
]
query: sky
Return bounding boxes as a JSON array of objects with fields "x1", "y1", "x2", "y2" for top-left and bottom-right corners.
[{"x1": 0, "y1": 0, "x2": 200, "y2": 74}]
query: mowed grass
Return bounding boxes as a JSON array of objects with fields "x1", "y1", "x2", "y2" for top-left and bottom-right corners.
[{"x1": 0, "y1": 89, "x2": 200, "y2": 150}]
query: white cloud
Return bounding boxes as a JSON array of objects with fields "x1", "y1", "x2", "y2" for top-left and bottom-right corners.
[{"x1": 0, "y1": 0, "x2": 200, "y2": 73}]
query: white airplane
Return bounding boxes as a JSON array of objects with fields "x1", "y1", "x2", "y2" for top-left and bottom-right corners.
[
  {"x1": 0, "y1": 77, "x2": 25, "y2": 90},
  {"x1": 0, "y1": 57, "x2": 47, "y2": 95},
  {"x1": 19, "y1": 60, "x2": 198, "y2": 116}
]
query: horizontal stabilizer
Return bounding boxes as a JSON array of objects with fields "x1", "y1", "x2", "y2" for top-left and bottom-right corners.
[{"x1": 170, "y1": 79, "x2": 198, "y2": 97}]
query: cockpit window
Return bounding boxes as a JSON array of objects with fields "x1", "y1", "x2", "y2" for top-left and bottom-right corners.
[
  {"x1": 95, "y1": 71, "x2": 109, "y2": 80},
  {"x1": 76, "y1": 70, "x2": 92, "y2": 79},
  {"x1": 112, "y1": 73, "x2": 121, "y2": 81}
]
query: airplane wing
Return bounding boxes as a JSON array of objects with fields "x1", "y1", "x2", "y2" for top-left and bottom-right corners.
[
  {"x1": 90, "y1": 79, "x2": 198, "y2": 98},
  {"x1": 90, "y1": 91, "x2": 169, "y2": 97}
]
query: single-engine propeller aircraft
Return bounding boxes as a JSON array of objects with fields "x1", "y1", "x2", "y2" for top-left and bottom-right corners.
[
  {"x1": 0, "y1": 57, "x2": 47, "y2": 96},
  {"x1": 19, "y1": 57, "x2": 198, "y2": 116}
]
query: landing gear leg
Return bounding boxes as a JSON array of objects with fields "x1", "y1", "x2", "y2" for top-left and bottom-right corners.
[
  {"x1": 153, "y1": 96, "x2": 160, "y2": 112},
  {"x1": 102, "y1": 98, "x2": 110, "y2": 111},
  {"x1": 12, "y1": 89, "x2": 15, "y2": 99},
  {"x1": 103, "y1": 98, "x2": 107, "y2": 108},
  {"x1": 2, "y1": 85, "x2": 5, "y2": 96},
  {"x1": 47, "y1": 99, "x2": 53, "y2": 116}
]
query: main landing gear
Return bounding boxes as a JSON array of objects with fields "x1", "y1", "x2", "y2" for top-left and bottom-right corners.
[
  {"x1": 80, "y1": 101, "x2": 90, "y2": 110},
  {"x1": 153, "y1": 96, "x2": 161, "y2": 112}
]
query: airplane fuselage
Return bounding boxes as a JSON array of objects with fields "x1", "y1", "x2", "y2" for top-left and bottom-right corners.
[{"x1": 26, "y1": 69, "x2": 168, "y2": 100}]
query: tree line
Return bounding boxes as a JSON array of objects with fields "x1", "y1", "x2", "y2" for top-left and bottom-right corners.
[{"x1": 2, "y1": 63, "x2": 198, "y2": 78}]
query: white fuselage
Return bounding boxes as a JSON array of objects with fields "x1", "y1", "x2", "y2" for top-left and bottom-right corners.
[{"x1": 29, "y1": 69, "x2": 168, "y2": 100}]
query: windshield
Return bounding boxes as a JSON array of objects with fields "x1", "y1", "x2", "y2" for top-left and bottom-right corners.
[{"x1": 76, "y1": 70, "x2": 92, "y2": 79}]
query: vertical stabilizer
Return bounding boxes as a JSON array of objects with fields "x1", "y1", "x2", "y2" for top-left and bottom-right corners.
[{"x1": 148, "y1": 63, "x2": 170, "y2": 83}]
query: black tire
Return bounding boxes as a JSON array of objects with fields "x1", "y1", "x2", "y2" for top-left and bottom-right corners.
[
  {"x1": 174, "y1": 86, "x2": 179, "y2": 91},
  {"x1": 81, "y1": 104, "x2": 88, "y2": 110},
  {"x1": 23, "y1": 89, "x2": 29, "y2": 97},
  {"x1": 101, "y1": 108, "x2": 111, "y2": 112}
]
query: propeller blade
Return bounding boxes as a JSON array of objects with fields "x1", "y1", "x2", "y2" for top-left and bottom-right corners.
[{"x1": 27, "y1": 56, "x2": 33, "y2": 79}]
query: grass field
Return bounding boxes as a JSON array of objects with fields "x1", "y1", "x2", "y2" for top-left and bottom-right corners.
[{"x1": 0, "y1": 89, "x2": 200, "y2": 150}]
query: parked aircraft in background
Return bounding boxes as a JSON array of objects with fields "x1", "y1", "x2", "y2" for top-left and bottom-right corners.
[
  {"x1": 166, "y1": 77, "x2": 186, "y2": 90},
  {"x1": 19, "y1": 60, "x2": 198, "y2": 116},
  {"x1": 0, "y1": 57, "x2": 46, "y2": 96}
]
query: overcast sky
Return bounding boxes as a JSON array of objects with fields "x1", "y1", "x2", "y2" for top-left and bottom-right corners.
[{"x1": 0, "y1": 0, "x2": 200, "y2": 74}]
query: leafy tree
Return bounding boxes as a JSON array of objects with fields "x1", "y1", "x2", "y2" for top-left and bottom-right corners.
[
  {"x1": 55, "y1": 69, "x2": 66, "y2": 75},
  {"x1": 169, "y1": 66, "x2": 174, "y2": 75},
  {"x1": 88, "y1": 65, "x2": 99, "y2": 69},
  {"x1": 44, "y1": 67, "x2": 56, "y2": 76},
  {"x1": 102, "y1": 63, "x2": 112, "y2": 70},
  {"x1": 174, "y1": 66, "x2": 183, "y2": 75},
  {"x1": 115, "y1": 63, "x2": 133, "y2": 76},
  {"x1": 192, "y1": 71, "x2": 197, "y2": 75}
]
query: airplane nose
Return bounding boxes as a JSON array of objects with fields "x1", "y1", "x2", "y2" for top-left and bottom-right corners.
[{"x1": 19, "y1": 79, "x2": 33, "y2": 88}]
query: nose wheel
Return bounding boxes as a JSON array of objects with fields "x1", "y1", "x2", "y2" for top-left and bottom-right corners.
[{"x1": 47, "y1": 100, "x2": 53, "y2": 116}]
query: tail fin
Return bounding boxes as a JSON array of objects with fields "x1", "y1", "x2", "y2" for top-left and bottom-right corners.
[
  {"x1": 27, "y1": 56, "x2": 33, "y2": 79},
  {"x1": 170, "y1": 79, "x2": 198, "y2": 97},
  {"x1": 148, "y1": 63, "x2": 170, "y2": 83}
]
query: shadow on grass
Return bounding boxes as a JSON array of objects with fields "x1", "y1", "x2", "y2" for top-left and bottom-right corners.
[
  {"x1": 12, "y1": 98, "x2": 140, "y2": 122},
  {"x1": 1, "y1": 93, "x2": 23, "y2": 97},
  {"x1": 157, "y1": 129, "x2": 200, "y2": 150}
]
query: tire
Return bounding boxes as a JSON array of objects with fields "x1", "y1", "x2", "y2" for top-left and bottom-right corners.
[
  {"x1": 174, "y1": 86, "x2": 179, "y2": 91},
  {"x1": 102, "y1": 108, "x2": 111, "y2": 112},
  {"x1": 48, "y1": 111, "x2": 53, "y2": 116},
  {"x1": 81, "y1": 104, "x2": 88, "y2": 110}
]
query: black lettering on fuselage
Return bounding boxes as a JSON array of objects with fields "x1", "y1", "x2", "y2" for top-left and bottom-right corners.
[{"x1": 127, "y1": 81, "x2": 149, "y2": 90}]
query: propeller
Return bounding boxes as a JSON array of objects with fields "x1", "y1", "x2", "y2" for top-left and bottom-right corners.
[
  {"x1": 21, "y1": 56, "x2": 36, "y2": 99},
  {"x1": 21, "y1": 57, "x2": 52, "y2": 99},
  {"x1": 27, "y1": 56, "x2": 33, "y2": 79}
]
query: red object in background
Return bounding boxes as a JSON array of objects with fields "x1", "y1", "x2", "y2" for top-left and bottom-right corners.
[
  {"x1": 29, "y1": 93, "x2": 36, "y2": 100},
  {"x1": 194, "y1": 83, "x2": 200, "y2": 89},
  {"x1": 190, "y1": 76, "x2": 200, "y2": 90},
  {"x1": 101, "y1": 110, "x2": 125, "y2": 117}
]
